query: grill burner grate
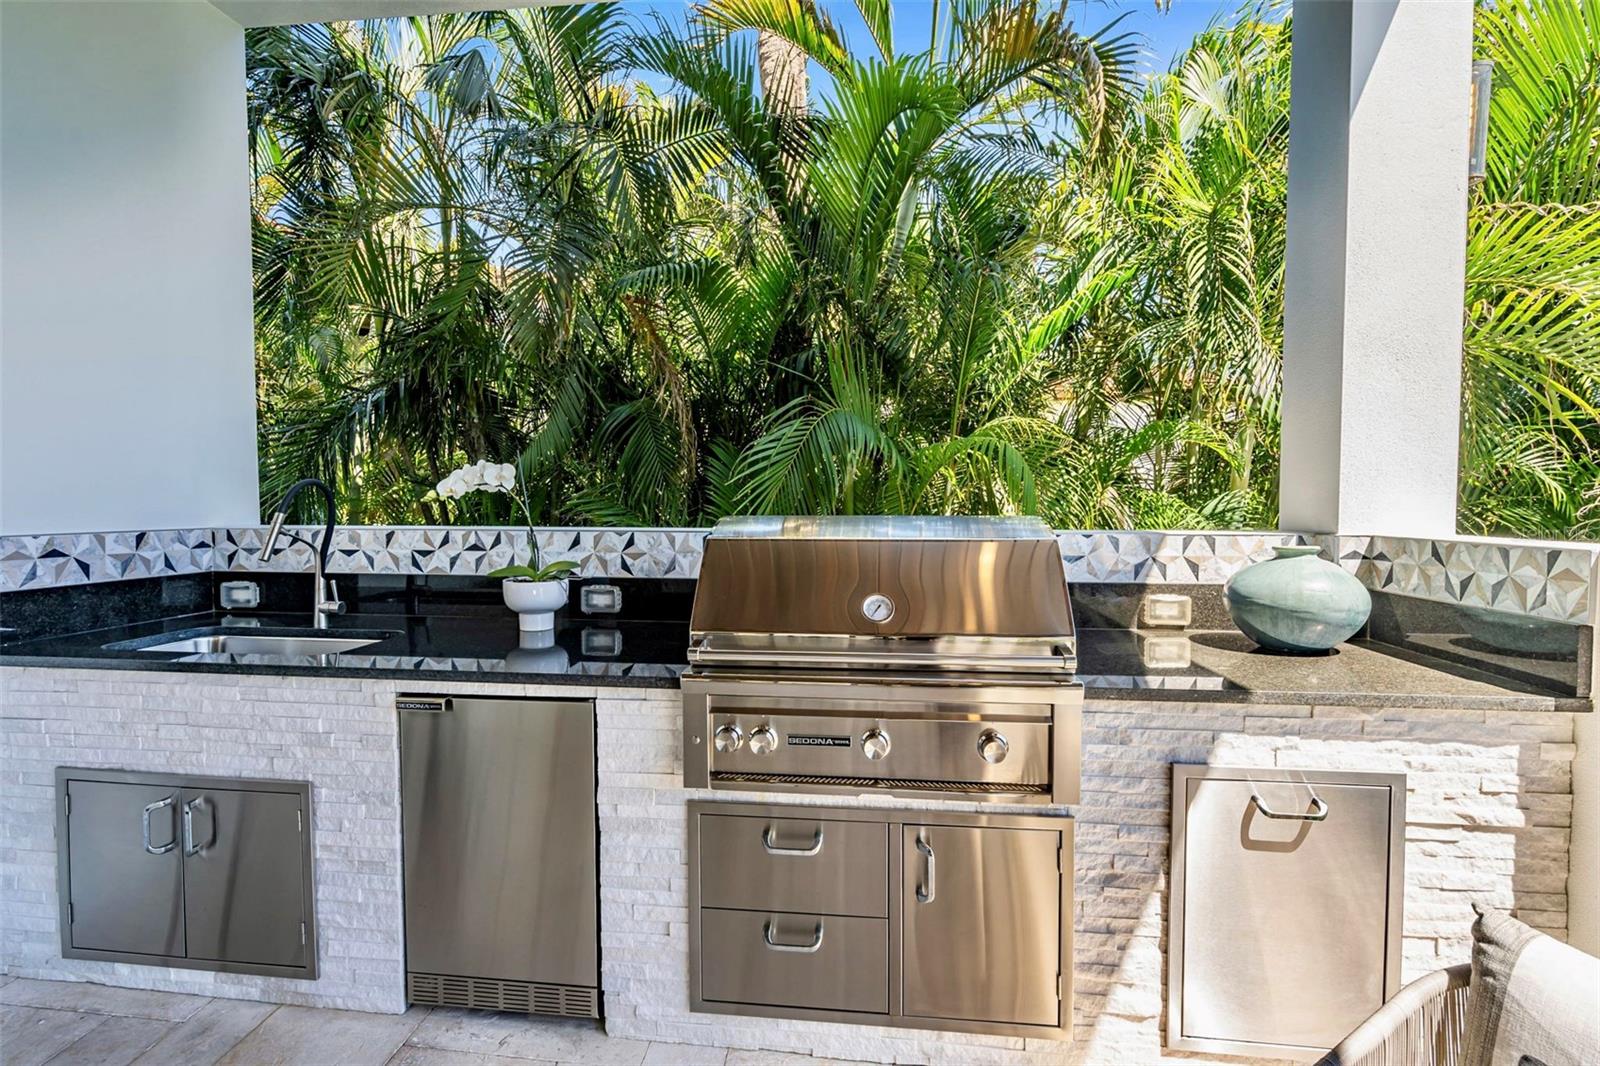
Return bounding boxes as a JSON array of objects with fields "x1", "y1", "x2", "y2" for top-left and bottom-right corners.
[
  {"x1": 711, "y1": 771, "x2": 1049, "y2": 795},
  {"x1": 407, "y1": 972, "x2": 599, "y2": 1018}
]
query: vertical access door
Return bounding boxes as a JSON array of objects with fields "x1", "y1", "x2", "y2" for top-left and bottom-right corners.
[
  {"x1": 63, "y1": 780, "x2": 186, "y2": 958},
  {"x1": 900, "y1": 824, "x2": 1063, "y2": 1027},
  {"x1": 1169, "y1": 766, "x2": 1405, "y2": 1057},
  {"x1": 182, "y1": 788, "x2": 309, "y2": 969}
]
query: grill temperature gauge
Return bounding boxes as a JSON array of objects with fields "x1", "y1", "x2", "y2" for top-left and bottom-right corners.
[{"x1": 860, "y1": 593, "x2": 895, "y2": 623}]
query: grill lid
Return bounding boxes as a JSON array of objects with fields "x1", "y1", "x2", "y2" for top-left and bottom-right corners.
[{"x1": 689, "y1": 516, "x2": 1075, "y2": 672}]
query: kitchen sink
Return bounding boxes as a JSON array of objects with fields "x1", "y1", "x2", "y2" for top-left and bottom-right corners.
[{"x1": 108, "y1": 629, "x2": 391, "y2": 656}]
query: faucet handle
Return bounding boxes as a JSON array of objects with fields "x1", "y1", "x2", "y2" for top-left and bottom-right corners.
[{"x1": 321, "y1": 579, "x2": 346, "y2": 616}]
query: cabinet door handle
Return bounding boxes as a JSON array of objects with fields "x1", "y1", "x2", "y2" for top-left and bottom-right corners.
[
  {"x1": 182, "y1": 796, "x2": 212, "y2": 855},
  {"x1": 915, "y1": 834, "x2": 935, "y2": 904},
  {"x1": 762, "y1": 824, "x2": 823, "y2": 856},
  {"x1": 142, "y1": 795, "x2": 178, "y2": 855},
  {"x1": 762, "y1": 918, "x2": 824, "y2": 953},
  {"x1": 1250, "y1": 792, "x2": 1329, "y2": 822}
]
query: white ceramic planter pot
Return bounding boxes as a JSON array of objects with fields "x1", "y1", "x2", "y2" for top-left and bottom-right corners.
[{"x1": 501, "y1": 578, "x2": 568, "y2": 631}]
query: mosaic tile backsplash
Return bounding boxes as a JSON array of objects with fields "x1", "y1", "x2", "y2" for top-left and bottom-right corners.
[{"x1": 3, "y1": 525, "x2": 1595, "y2": 624}]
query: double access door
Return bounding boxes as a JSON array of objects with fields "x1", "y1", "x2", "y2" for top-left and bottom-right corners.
[
  {"x1": 56, "y1": 768, "x2": 315, "y2": 979},
  {"x1": 690, "y1": 801, "x2": 1071, "y2": 1039}
]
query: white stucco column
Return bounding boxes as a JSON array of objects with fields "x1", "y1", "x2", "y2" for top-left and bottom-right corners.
[
  {"x1": 0, "y1": 1, "x2": 259, "y2": 534},
  {"x1": 1279, "y1": 0, "x2": 1474, "y2": 536}
]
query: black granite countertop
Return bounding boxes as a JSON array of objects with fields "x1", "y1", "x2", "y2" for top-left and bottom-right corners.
[
  {"x1": 1076, "y1": 629, "x2": 1589, "y2": 712},
  {"x1": 0, "y1": 574, "x2": 1586, "y2": 710},
  {"x1": 0, "y1": 609, "x2": 689, "y2": 688},
  {"x1": 1, "y1": 613, "x2": 1587, "y2": 711}
]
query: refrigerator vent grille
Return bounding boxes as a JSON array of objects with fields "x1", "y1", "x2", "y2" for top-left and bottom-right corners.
[{"x1": 408, "y1": 972, "x2": 599, "y2": 1018}]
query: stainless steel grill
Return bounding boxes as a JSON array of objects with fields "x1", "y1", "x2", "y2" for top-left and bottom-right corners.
[{"x1": 682, "y1": 516, "x2": 1082, "y2": 805}]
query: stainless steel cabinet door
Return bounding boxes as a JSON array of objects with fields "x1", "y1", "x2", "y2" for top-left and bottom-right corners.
[
  {"x1": 900, "y1": 824, "x2": 1061, "y2": 1026},
  {"x1": 64, "y1": 780, "x2": 185, "y2": 958},
  {"x1": 182, "y1": 788, "x2": 307, "y2": 969},
  {"x1": 1175, "y1": 775, "x2": 1400, "y2": 1051},
  {"x1": 401, "y1": 698, "x2": 598, "y2": 987}
]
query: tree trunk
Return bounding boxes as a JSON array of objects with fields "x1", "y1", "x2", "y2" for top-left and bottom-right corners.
[{"x1": 757, "y1": 31, "x2": 807, "y2": 118}]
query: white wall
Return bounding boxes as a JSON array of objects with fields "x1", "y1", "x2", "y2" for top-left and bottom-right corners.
[
  {"x1": 0, "y1": 1, "x2": 258, "y2": 535},
  {"x1": 1279, "y1": 0, "x2": 1472, "y2": 536}
]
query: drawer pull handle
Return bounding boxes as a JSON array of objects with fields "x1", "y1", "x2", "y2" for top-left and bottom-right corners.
[
  {"x1": 141, "y1": 794, "x2": 178, "y2": 855},
  {"x1": 762, "y1": 824, "x2": 823, "y2": 856},
  {"x1": 1250, "y1": 792, "x2": 1329, "y2": 822},
  {"x1": 915, "y1": 834, "x2": 936, "y2": 904},
  {"x1": 762, "y1": 919, "x2": 824, "y2": 953}
]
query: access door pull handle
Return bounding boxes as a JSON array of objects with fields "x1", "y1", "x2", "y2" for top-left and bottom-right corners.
[
  {"x1": 915, "y1": 834, "x2": 936, "y2": 904},
  {"x1": 142, "y1": 795, "x2": 178, "y2": 854},
  {"x1": 762, "y1": 919, "x2": 824, "y2": 953},
  {"x1": 1250, "y1": 792, "x2": 1329, "y2": 822},
  {"x1": 762, "y1": 824, "x2": 823, "y2": 856},
  {"x1": 182, "y1": 796, "x2": 213, "y2": 855}
]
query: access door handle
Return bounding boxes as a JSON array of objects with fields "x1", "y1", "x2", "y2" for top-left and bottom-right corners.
[
  {"x1": 182, "y1": 796, "x2": 213, "y2": 855},
  {"x1": 1250, "y1": 792, "x2": 1329, "y2": 822},
  {"x1": 915, "y1": 834, "x2": 936, "y2": 904},
  {"x1": 141, "y1": 794, "x2": 178, "y2": 855}
]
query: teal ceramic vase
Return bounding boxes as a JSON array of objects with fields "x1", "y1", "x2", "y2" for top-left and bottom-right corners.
[{"x1": 1225, "y1": 545, "x2": 1372, "y2": 653}]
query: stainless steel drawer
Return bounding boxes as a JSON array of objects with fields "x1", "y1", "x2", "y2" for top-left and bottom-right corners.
[
  {"x1": 697, "y1": 813, "x2": 888, "y2": 917},
  {"x1": 699, "y1": 908, "x2": 889, "y2": 1014}
]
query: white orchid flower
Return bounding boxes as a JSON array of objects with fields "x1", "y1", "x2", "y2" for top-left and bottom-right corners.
[{"x1": 486, "y1": 463, "x2": 516, "y2": 490}]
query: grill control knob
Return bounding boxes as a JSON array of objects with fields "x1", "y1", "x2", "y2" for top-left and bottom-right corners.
[
  {"x1": 713, "y1": 724, "x2": 743, "y2": 753},
  {"x1": 862, "y1": 728, "x2": 891, "y2": 761},
  {"x1": 977, "y1": 729, "x2": 1009, "y2": 764},
  {"x1": 748, "y1": 726, "x2": 778, "y2": 756}
]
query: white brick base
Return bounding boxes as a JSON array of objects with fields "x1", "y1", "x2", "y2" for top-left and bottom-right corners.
[{"x1": 2, "y1": 668, "x2": 1576, "y2": 1065}]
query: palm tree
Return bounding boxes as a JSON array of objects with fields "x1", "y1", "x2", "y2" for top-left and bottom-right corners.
[
  {"x1": 626, "y1": 0, "x2": 1140, "y2": 517},
  {"x1": 1457, "y1": 0, "x2": 1600, "y2": 538}
]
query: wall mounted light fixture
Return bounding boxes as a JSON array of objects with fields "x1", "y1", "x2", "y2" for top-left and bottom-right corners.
[{"x1": 1469, "y1": 60, "x2": 1493, "y2": 181}]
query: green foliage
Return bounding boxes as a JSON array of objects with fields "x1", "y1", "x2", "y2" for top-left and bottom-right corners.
[
  {"x1": 250, "y1": 0, "x2": 1598, "y2": 538},
  {"x1": 489, "y1": 560, "x2": 581, "y2": 581}
]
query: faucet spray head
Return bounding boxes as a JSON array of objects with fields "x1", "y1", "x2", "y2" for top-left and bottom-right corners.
[{"x1": 259, "y1": 511, "x2": 289, "y2": 561}]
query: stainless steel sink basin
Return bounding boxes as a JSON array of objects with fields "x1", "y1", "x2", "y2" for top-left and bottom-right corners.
[
  {"x1": 106, "y1": 627, "x2": 395, "y2": 657},
  {"x1": 133, "y1": 634, "x2": 382, "y2": 656}
]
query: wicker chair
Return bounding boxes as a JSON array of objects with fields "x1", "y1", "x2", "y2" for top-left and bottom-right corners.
[{"x1": 1315, "y1": 964, "x2": 1474, "y2": 1066}]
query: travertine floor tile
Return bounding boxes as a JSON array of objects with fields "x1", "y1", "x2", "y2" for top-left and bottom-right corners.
[
  {"x1": 410, "y1": 1012, "x2": 647, "y2": 1065},
  {"x1": 0, "y1": 1004, "x2": 106, "y2": 1066},
  {"x1": 216, "y1": 1005, "x2": 425, "y2": 1066},
  {"x1": 387, "y1": 1046, "x2": 556, "y2": 1066},
  {"x1": 724, "y1": 1053, "x2": 872, "y2": 1066},
  {"x1": 0, "y1": 979, "x2": 210, "y2": 1022},
  {"x1": 45, "y1": 1015, "x2": 171, "y2": 1066},
  {"x1": 133, "y1": 998, "x2": 278, "y2": 1066},
  {"x1": 643, "y1": 1041, "x2": 729, "y2": 1065}
]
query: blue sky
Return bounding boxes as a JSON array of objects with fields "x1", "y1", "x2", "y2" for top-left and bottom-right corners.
[{"x1": 616, "y1": 0, "x2": 1249, "y2": 95}]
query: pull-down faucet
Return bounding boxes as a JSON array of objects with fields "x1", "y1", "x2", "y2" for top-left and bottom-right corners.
[{"x1": 259, "y1": 478, "x2": 345, "y2": 629}]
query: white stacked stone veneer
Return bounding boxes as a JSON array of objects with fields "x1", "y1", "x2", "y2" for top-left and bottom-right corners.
[{"x1": 0, "y1": 668, "x2": 1578, "y2": 1064}]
